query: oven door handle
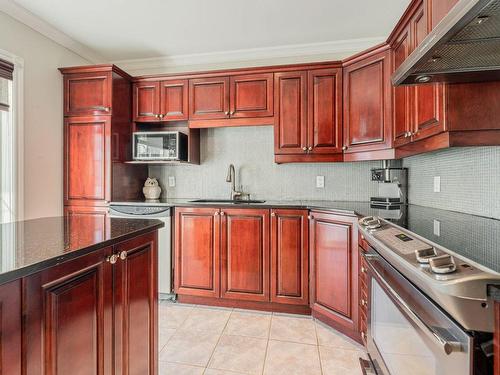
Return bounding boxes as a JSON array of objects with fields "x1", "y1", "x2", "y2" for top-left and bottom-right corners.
[{"x1": 362, "y1": 252, "x2": 462, "y2": 355}]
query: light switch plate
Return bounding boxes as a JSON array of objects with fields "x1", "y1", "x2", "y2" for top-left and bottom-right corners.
[
  {"x1": 433, "y1": 219, "x2": 440, "y2": 236},
  {"x1": 316, "y1": 176, "x2": 325, "y2": 188},
  {"x1": 168, "y1": 176, "x2": 176, "y2": 187},
  {"x1": 433, "y1": 176, "x2": 441, "y2": 193}
]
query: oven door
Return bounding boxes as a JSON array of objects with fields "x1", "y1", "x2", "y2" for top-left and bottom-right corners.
[{"x1": 361, "y1": 249, "x2": 473, "y2": 375}]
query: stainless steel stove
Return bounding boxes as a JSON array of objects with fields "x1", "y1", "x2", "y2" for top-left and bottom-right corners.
[{"x1": 358, "y1": 216, "x2": 499, "y2": 375}]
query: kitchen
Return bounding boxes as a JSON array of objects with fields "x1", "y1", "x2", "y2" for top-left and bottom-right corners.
[{"x1": 0, "y1": 0, "x2": 500, "y2": 374}]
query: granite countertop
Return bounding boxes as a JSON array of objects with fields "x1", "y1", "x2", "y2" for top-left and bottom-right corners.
[{"x1": 0, "y1": 216, "x2": 164, "y2": 285}]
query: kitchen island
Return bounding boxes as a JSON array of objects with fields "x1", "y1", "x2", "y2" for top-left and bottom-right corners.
[{"x1": 0, "y1": 215, "x2": 164, "y2": 374}]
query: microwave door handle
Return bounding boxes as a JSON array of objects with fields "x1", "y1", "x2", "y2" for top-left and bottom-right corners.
[{"x1": 362, "y1": 253, "x2": 462, "y2": 355}]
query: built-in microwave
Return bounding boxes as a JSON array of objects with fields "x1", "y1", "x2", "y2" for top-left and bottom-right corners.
[{"x1": 132, "y1": 131, "x2": 188, "y2": 161}]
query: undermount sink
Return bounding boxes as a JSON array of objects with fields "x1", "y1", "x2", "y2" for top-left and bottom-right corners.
[{"x1": 190, "y1": 199, "x2": 266, "y2": 204}]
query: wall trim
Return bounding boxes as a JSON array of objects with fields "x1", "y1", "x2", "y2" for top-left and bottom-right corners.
[
  {"x1": 0, "y1": 0, "x2": 104, "y2": 63},
  {"x1": 112, "y1": 37, "x2": 385, "y2": 75}
]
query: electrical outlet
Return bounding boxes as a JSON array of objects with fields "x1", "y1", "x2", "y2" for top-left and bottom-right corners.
[
  {"x1": 433, "y1": 176, "x2": 441, "y2": 193},
  {"x1": 433, "y1": 219, "x2": 440, "y2": 236},
  {"x1": 316, "y1": 176, "x2": 325, "y2": 188},
  {"x1": 168, "y1": 176, "x2": 176, "y2": 187}
]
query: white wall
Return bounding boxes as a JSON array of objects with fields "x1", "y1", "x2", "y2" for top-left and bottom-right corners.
[{"x1": 0, "y1": 11, "x2": 90, "y2": 220}]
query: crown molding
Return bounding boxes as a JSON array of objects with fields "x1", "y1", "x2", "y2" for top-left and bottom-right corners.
[
  {"x1": 0, "y1": 0, "x2": 105, "y2": 63},
  {"x1": 113, "y1": 37, "x2": 385, "y2": 75}
]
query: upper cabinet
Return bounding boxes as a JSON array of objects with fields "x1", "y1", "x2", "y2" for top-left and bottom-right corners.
[
  {"x1": 133, "y1": 79, "x2": 188, "y2": 122},
  {"x1": 63, "y1": 70, "x2": 112, "y2": 116},
  {"x1": 189, "y1": 77, "x2": 230, "y2": 120},
  {"x1": 343, "y1": 46, "x2": 393, "y2": 160},
  {"x1": 230, "y1": 73, "x2": 274, "y2": 118},
  {"x1": 274, "y1": 67, "x2": 343, "y2": 163}
]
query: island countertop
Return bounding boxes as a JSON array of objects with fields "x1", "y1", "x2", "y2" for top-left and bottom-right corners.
[{"x1": 0, "y1": 215, "x2": 164, "y2": 285}]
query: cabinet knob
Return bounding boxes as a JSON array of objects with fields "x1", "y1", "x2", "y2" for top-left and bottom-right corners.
[
  {"x1": 308, "y1": 215, "x2": 314, "y2": 220},
  {"x1": 361, "y1": 266, "x2": 367, "y2": 273},
  {"x1": 302, "y1": 147, "x2": 307, "y2": 151},
  {"x1": 106, "y1": 254, "x2": 119, "y2": 264},
  {"x1": 224, "y1": 111, "x2": 229, "y2": 115},
  {"x1": 271, "y1": 212, "x2": 276, "y2": 217},
  {"x1": 342, "y1": 146, "x2": 348, "y2": 151},
  {"x1": 214, "y1": 212, "x2": 220, "y2": 216},
  {"x1": 159, "y1": 114, "x2": 165, "y2": 119},
  {"x1": 230, "y1": 111, "x2": 235, "y2": 115},
  {"x1": 119, "y1": 251, "x2": 128, "y2": 261},
  {"x1": 308, "y1": 146, "x2": 313, "y2": 151},
  {"x1": 361, "y1": 332, "x2": 366, "y2": 340},
  {"x1": 412, "y1": 131, "x2": 418, "y2": 136},
  {"x1": 361, "y1": 299, "x2": 367, "y2": 307},
  {"x1": 220, "y1": 212, "x2": 225, "y2": 216}
]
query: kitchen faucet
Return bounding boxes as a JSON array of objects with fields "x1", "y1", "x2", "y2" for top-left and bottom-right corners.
[{"x1": 226, "y1": 164, "x2": 249, "y2": 200}]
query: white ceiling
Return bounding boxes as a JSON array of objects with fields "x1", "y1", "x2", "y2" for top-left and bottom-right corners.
[{"x1": 11, "y1": 0, "x2": 411, "y2": 63}]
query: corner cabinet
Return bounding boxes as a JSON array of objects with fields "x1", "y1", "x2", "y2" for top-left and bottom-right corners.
[
  {"x1": 24, "y1": 232, "x2": 158, "y2": 375},
  {"x1": 274, "y1": 68, "x2": 343, "y2": 163},
  {"x1": 342, "y1": 45, "x2": 393, "y2": 161},
  {"x1": 309, "y1": 212, "x2": 360, "y2": 340},
  {"x1": 0, "y1": 280, "x2": 22, "y2": 375}
]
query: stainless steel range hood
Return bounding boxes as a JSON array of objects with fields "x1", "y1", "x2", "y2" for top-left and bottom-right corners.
[{"x1": 392, "y1": 0, "x2": 500, "y2": 85}]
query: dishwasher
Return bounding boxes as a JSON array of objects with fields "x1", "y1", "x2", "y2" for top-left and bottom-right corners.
[{"x1": 109, "y1": 203, "x2": 173, "y2": 300}]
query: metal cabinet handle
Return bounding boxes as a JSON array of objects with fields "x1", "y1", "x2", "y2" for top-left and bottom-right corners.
[
  {"x1": 119, "y1": 251, "x2": 127, "y2": 260},
  {"x1": 106, "y1": 254, "x2": 119, "y2": 264}
]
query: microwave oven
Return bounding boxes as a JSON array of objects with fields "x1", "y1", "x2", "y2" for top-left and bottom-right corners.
[{"x1": 132, "y1": 131, "x2": 188, "y2": 161}]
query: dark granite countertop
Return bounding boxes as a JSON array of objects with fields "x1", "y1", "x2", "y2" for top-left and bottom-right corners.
[{"x1": 0, "y1": 216, "x2": 164, "y2": 285}]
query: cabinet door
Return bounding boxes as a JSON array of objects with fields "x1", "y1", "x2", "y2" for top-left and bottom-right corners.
[
  {"x1": 308, "y1": 69, "x2": 343, "y2": 154},
  {"x1": 24, "y1": 247, "x2": 114, "y2": 375},
  {"x1": 160, "y1": 79, "x2": 188, "y2": 121},
  {"x1": 114, "y1": 232, "x2": 158, "y2": 375},
  {"x1": 221, "y1": 208, "x2": 270, "y2": 302},
  {"x1": 271, "y1": 209, "x2": 309, "y2": 305},
  {"x1": 189, "y1": 77, "x2": 230, "y2": 120},
  {"x1": 411, "y1": 4, "x2": 446, "y2": 142},
  {"x1": 429, "y1": 0, "x2": 459, "y2": 29},
  {"x1": 274, "y1": 71, "x2": 308, "y2": 155},
  {"x1": 174, "y1": 207, "x2": 221, "y2": 298},
  {"x1": 64, "y1": 72, "x2": 112, "y2": 116},
  {"x1": 495, "y1": 302, "x2": 500, "y2": 375},
  {"x1": 64, "y1": 116, "x2": 111, "y2": 206},
  {"x1": 393, "y1": 26, "x2": 413, "y2": 147},
  {"x1": 0, "y1": 280, "x2": 21, "y2": 375},
  {"x1": 310, "y1": 212, "x2": 358, "y2": 334},
  {"x1": 343, "y1": 48, "x2": 393, "y2": 153},
  {"x1": 133, "y1": 81, "x2": 160, "y2": 122},
  {"x1": 229, "y1": 73, "x2": 274, "y2": 118}
]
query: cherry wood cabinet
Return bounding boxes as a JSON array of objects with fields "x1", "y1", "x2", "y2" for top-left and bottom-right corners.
[
  {"x1": 189, "y1": 77, "x2": 230, "y2": 120},
  {"x1": 221, "y1": 208, "x2": 270, "y2": 302},
  {"x1": 274, "y1": 68, "x2": 342, "y2": 163},
  {"x1": 174, "y1": 207, "x2": 221, "y2": 298},
  {"x1": 63, "y1": 70, "x2": 112, "y2": 116},
  {"x1": 428, "y1": 0, "x2": 459, "y2": 29},
  {"x1": 230, "y1": 73, "x2": 273, "y2": 118},
  {"x1": 270, "y1": 209, "x2": 309, "y2": 306},
  {"x1": 133, "y1": 79, "x2": 189, "y2": 122},
  {"x1": 24, "y1": 232, "x2": 158, "y2": 375},
  {"x1": 310, "y1": 212, "x2": 359, "y2": 340},
  {"x1": 495, "y1": 301, "x2": 500, "y2": 375},
  {"x1": 343, "y1": 45, "x2": 393, "y2": 160},
  {"x1": 0, "y1": 280, "x2": 22, "y2": 375}
]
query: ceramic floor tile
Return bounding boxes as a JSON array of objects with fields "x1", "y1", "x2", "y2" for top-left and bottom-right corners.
[
  {"x1": 223, "y1": 311, "x2": 271, "y2": 338},
  {"x1": 208, "y1": 335, "x2": 267, "y2": 374},
  {"x1": 203, "y1": 369, "x2": 246, "y2": 375},
  {"x1": 159, "y1": 303, "x2": 195, "y2": 329},
  {"x1": 159, "y1": 328, "x2": 176, "y2": 350},
  {"x1": 180, "y1": 306, "x2": 232, "y2": 334},
  {"x1": 270, "y1": 315, "x2": 317, "y2": 344},
  {"x1": 159, "y1": 329, "x2": 220, "y2": 367},
  {"x1": 263, "y1": 340, "x2": 322, "y2": 375},
  {"x1": 315, "y1": 321, "x2": 362, "y2": 350},
  {"x1": 159, "y1": 361, "x2": 205, "y2": 375},
  {"x1": 319, "y1": 346, "x2": 367, "y2": 375}
]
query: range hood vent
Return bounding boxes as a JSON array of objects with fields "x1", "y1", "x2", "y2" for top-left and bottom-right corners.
[{"x1": 392, "y1": 0, "x2": 500, "y2": 85}]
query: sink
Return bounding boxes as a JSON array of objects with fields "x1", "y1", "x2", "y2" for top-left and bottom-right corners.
[{"x1": 190, "y1": 199, "x2": 266, "y2": 204}]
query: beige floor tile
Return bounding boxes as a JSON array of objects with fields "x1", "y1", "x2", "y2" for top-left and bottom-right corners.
[
  {"x1": 159, "y1": 328, "x2": 176, "y2": 350},
  {"x1": 270, "y1": 315, "x2": 317, "y2": 344},
  {"x1": 159, "y1": 361, "x2": 205, "y2": 375},
  {"x1": 263, "y1": 340, "x2": 322, "y2": 375},
  {"x1": 319, "y1": 346, "x2": 367, "y2": 375},
  {"x1": 159, "y1": 329, "x2": 220, "y2": 367},
  {"x1": 180, "y1": 306, "x2": 232, "y2": 334},
  {"x1": 208, "y1": 335, "x2": 267, "y2": 374},
  {"x1": 315, "y1": 321, "x2": 362, "y2": 350},
  {"x1": 224, "y1": 311, "x2": 271, "y2": 338},
  {"x1": 204, "y1": 369, "x2": 245, "y2": 375},
  {"x1": 159, "y1": 303, "x2": 195, "y2": 329}
]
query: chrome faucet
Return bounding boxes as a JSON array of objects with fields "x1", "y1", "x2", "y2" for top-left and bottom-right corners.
[{"x1": 225, "y1": 164, "x2": 249, "y2": 201}]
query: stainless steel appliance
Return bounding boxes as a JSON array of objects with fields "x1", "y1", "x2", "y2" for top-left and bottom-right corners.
[
  {"x1": 358, "y1": 217, "x2": 499, "y2": 375},
  {"x1": 109, "y1": 203, "x2": 173, "y2": 300},
  {"x1": 133, "y1": 131, "x2": 188, "y2": 161},
  {"x1": 393, "y1": 0, "x2": 500, "y2": 85},
  {"x1": 370, "y1": 161, "x2": 408, "y2": 208}
]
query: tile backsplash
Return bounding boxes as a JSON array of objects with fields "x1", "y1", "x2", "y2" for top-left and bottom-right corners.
[{"x1": 149, "y1": 126, "x2": 500, "y2": 219}]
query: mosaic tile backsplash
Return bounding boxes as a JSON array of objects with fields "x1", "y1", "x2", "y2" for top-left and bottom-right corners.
[{"x1": 149, "y1": 126, "x2": 500, "y2": 219}]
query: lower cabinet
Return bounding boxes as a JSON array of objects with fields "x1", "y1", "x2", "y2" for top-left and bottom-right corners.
[
  {"x1": 24, "y1": 232, "x2": 158, "y2": 375},
  {"x1": 495, "y1": 301, "x2": 500, "y2": 375},
  {"x1": 309, "y1": 212, "x2": 359, "y2": 339},
  {"x1": 174, "y1": 207, "x2": 309, "y2": 309},
  {"x1": 0, "y1": 280, "x2": 22, "y2": 375}
]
